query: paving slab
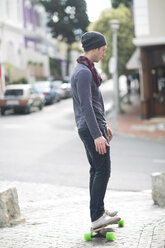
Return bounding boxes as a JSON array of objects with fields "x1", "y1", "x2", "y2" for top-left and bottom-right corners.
[{"x1": 0, "y1": 181, "x2": 165, "y2": 248}]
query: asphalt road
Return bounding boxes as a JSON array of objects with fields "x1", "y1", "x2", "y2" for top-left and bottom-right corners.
[{"x1": 0, "y1": 87, "x2": 165, "y2": 191}]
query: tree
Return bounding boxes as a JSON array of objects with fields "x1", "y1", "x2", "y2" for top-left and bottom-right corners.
[
  {"x1": 88, "y1": 4, "x2": 135, "y2": 77},
  {"x1": 111, "y1": 0, "x2": 132, "y2": 8},
  {"x1": 40, "y1": 0, "x2": 89, "y2": 76}
]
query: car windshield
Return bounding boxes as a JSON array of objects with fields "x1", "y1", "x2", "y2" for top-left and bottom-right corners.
[
  {"x1": 5, "y1": 89, "x2": 23, "y2": 96},
  {"x1": 33, "y1": 82, "x2": 51, "y2": 91},
  {"x1": 52, "y1": 81, "x2": 63, "y2": 87},
  {"x1": 52, "y1": 80, "x2": 63, "y2": 84}
]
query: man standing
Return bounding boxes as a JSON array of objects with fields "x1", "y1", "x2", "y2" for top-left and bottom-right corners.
[{"x1": 71, "y1": 32, "x2": 120, "y2": 230}]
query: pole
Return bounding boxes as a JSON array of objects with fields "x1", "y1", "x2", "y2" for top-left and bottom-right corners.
[
  {"x1": 113, "y1": 28, "x2": 119, "y2": 111},
  {"x1": 110, "y1": 20, "x2": 120, "y2": 132},
  {"x1": 112, "y1": 28, "x2": 119, "y2": 130}
]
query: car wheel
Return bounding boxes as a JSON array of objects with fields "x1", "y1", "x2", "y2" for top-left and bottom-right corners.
[
  {"x1": 39, "y1": 103, "x2": 43, "y2": 110},
  {"x1": 24, "y1": 105, "x2": 31, "y2": 114},
  {"x1": 49, "y1": 98, "x2": 55, "y2": 104},
  {"x1": 1, "y1": 108, "x2": 5, "y2": 116}
]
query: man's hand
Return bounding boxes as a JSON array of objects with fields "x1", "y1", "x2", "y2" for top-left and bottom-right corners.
[
  {"x1": 94, "y1": 136, "x2": 109, "y2": 155},
  {"x1": 107, "y1": 126, "x2": 113, "y2": 142}
]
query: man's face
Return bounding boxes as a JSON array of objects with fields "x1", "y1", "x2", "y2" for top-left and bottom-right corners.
[{"x1": 92, "y1": 46, "x2": 107, "y2": 62}]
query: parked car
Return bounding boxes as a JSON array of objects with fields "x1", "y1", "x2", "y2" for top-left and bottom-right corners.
[
  {"x1": 0, "y1": 84, "x2": 45, "y2": 115},
  {"x1": 52, "y1": 79, "x2": 72, "y2": 99},
  {"x1": 33, "y1": 81, "x2": 61, "y2": 104}
]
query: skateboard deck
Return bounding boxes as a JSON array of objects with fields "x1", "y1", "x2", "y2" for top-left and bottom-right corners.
[{"x1": 84, "y1": 219, "x2": 124, "y2": 241}]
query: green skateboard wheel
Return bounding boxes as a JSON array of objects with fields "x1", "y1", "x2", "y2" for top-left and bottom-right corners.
[
  {"x1": 106, "y1": 232, "x2": 115, "y2": 241},
  {"x1": 118, "y1": 219, "x2": 124, "y2": 227},
  {"x1": 84, "y1": 233, "x2": 92, "y2": 241}
]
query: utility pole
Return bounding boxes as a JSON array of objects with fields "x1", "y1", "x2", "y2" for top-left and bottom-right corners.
[{"x1": 110, "y1": 19, "x2": 120, "y2": 131}]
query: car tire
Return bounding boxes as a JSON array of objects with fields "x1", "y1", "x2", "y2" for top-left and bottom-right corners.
[
  {"x1": 49, "y1": 99, "x2": 55, "y2": 105},
  {"x1": 39, "y1": 103, "x2": 43, "y2": 110},
  {"x1": 24, "y1": 105, "x2": 31, "y2": 114},
  {"x1": 1, "y1": 108, "x2": 5, "y2": 116}
]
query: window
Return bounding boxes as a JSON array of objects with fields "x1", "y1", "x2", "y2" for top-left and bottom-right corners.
[
  {"x1": 30, "y1": 87, "x2": 37, "y2": 94},
  {"x1": 5, "y1": 89, "x2": 23, "y2": 96},
  {"x1": 6, "y1": 0, "x2": 10, "y2": 18},
  {"x1": 7, "y1": 41, "x2": 14, "y2": 64},
  {"x1": 17, "y1": 0, "x2": 21, "y2": 21},
  {"x1": 27, "y1": 40, "x2": 34, "y2": 49},
  {"x1": 152, "y1": 67, "x2": 165, "y2": 103}
]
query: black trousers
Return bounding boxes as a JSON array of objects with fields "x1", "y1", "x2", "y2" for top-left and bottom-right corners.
[{"x1": 78, "y1": 126, "x2": 111, "y2": 222}]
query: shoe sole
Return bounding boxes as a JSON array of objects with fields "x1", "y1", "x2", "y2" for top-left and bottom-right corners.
[{"x1": 91, "y1": 216, "x2": 121, "y2": 232}]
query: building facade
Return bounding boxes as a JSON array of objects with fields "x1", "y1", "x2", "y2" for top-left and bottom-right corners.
[
  {"x1": 0, "y1": 0, "x2": 25, "y2": 93},
  {"x1": 0, "y1": 0, "x2": 69, "y2": 93},
  {"x1": 133, "y1": 0, "x2": 165, "y2": 118}
]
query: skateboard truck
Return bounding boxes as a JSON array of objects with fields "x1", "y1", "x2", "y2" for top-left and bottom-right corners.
[{"x1": 84, "y1": 219, "x2": 124, "y2": 242}]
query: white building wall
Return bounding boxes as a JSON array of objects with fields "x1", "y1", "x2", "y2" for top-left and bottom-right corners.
[
  {"x1": 148, "y1": 0, "x2": 165, "y2": 38},
  {"x1": 23, "y1": 1, "x2": 60, "y2": 79},
  {"x1": 133, "y1": 0, "x2": 165, "y2": 46},
  {"x1": 133, "y1": 0, "x2": 149, "y2": 37},
  {"x1": 25, "y1": 48, "x2": 49, "y2": 82},
  {"x1": 0, "y1": 0, "x2": 69, "y2": 82},
  {"x1": 0, "y1": 0, "x2": 25, "y2": 68},
  {"x1": 0, "y1": 0, "x2": 22, "y2": 24}
]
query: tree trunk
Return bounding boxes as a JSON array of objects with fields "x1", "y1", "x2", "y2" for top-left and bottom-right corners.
[{"x1": 66, "y1": 44, "x2": 71, "y2": 76}]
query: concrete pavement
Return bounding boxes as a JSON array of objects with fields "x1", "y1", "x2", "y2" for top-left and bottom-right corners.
[
  {"x1": 0, "y1": 181, "x2": 165, "y2": 248},
  {"x1": 116, "y1": 94, "x2": 165, "y2": 142},
  {"x1": 0, "y1": 89, "x2": 165, "y2": 248}
]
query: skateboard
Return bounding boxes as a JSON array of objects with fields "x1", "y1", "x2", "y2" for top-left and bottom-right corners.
[{"x1": 84, "y1": 219, "x2": 124, "y2": 241}]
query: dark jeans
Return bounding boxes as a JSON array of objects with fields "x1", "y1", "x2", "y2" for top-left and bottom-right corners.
[{"x1": 78, "y1": 126, "x2": 111, "y2": 222}]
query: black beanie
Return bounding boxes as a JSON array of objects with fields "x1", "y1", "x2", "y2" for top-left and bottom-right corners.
[{"x1": 81, "y1": 31, "x2": 107, "y2": 51}]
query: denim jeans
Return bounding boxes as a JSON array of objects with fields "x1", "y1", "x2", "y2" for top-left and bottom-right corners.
[{"x1": 78, "y1": 126, "x2": 111, "y2": 222}]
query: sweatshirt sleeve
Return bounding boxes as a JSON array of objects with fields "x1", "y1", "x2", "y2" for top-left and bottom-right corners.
[{"x1": 76, "y1": 69, "x2": 102, "y2": 139}]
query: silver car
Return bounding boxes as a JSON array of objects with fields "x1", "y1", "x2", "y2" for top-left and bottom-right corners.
[
  {"x1": 52, "y1": 79, "x2": 72, "y2": 99},
  {"x1": 0, "y1": 84, "x2": 45, "y2": 115},
  {"x1": 33, "y1": 81, "x2": 61, "y2": 104}
]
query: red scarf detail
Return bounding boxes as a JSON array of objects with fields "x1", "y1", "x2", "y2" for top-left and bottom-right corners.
[{"x1": 77, "y1": 56, "x2": 102, "y2": 87}]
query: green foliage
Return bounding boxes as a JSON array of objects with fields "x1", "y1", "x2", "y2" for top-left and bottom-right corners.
[
  {"x1": 10, "y1": 78, "x2": 28, "y2": 85},
  {"x1": 112, "y1": 0, "x2": 132, "y2": 8},
  {"x1": 49, "y1": 57, "x2": 62, "y2": 79},
  {"x1": 88, "y1": 4, "x2": 135, "y2": 77},
  {"x1": 5, "y1": 64, "x2": 13, "y2": 74},
  {"x1": 27, "y1": 60, "x2": 33, "y2": 65},
  {"x1": 40, "y1": 0, "x2": 89, "y2": 44}
]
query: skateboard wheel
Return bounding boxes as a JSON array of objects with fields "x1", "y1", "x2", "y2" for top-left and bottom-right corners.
[
  {"x1": 106, "y1": 232, "x2": 115, "y2": 241},
  {"x1": 84, "y1": 233, "x2": 92, "y2": 241},
  {"x1": 118, "y1": 219, "x2": 124, "y2": 227}
]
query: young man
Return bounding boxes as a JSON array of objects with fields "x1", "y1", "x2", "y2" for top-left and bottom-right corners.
[{"x1": 71, "y1": 31, "x2": 120, "y2": 230}]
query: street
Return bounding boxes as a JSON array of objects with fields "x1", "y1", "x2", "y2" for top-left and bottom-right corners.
[
  {"x1": 0, "y1": 89, "x2": 165, "y2": 191},
  {"x1": 0, "y1": 1, "x2": 165, "y2": 246},
  {"x1": 0, "y1": 86, "x2": 165, "y2": 248}
]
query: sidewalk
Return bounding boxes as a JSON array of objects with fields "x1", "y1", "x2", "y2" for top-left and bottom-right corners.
[
  {"x1": 0, "y1": 181, "x2": 165, "y2": 248},
  {"x1": 117, "y1": 94, "x2": 165, "y2": 142}
]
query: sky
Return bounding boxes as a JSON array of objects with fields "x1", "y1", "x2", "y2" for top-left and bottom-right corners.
[{"x1": 85, "y1": 0, "x2": 111, "y2": 22}]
